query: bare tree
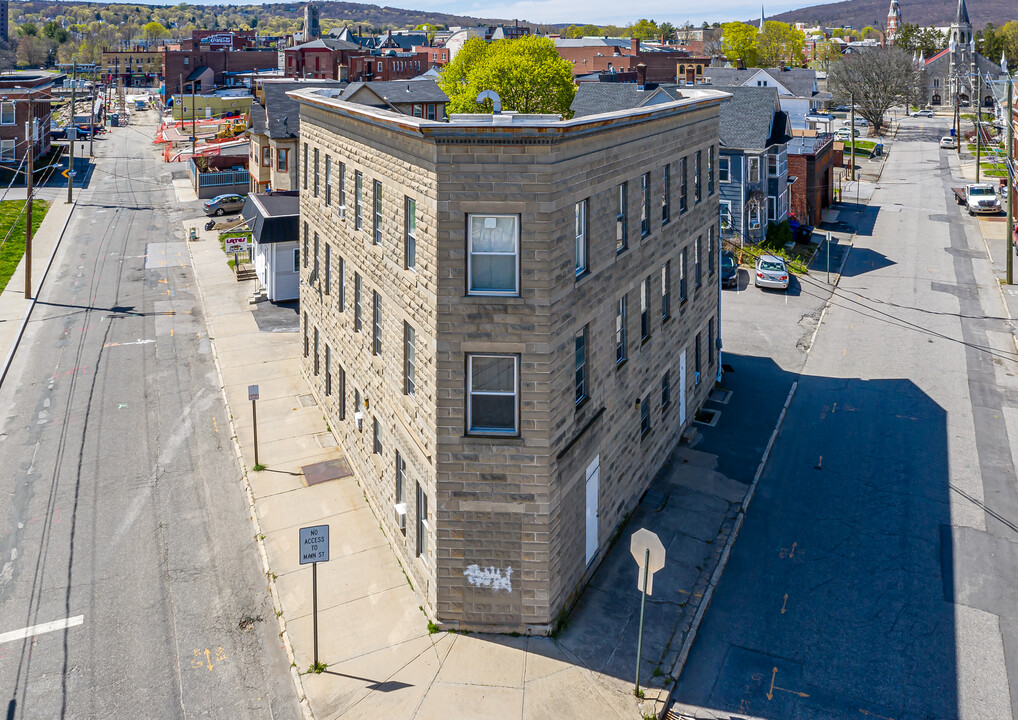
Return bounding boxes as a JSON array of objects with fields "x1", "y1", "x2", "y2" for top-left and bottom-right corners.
[{"x1": 828, "y1": 48, "x2": 916, "y2": 135}]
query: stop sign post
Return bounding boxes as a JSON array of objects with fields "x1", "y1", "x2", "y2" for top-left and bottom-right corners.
[{"x1": 630, "y1": 528, "x2": 666, "y2": 695}]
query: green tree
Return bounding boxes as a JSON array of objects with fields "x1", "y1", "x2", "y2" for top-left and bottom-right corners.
[
  {"x1": 439, "y1": 36, "x2": 576, "y2": 117},
  {"x1": 658, "y1": 22, "x2": 675, "y2": 43},
  {"x1": 18, "y1": 23, "x2": 38, "y2": 37},
  {"x1": 757, "y1": 21, "x2": 805, "y2": 66},
  {"x1": 860, "y1": 25, "x2": 882, "y2": 40},
  {"x1": 721, "y1": 22, "x2": 759, "y2": 67},
  {"x1": 629, "y1": 18, "x2": 659, "y2": 41},
  {"x1": 42, "y1": 20, "x2": 68, "y2": 44},
  {"x1": 579, "y1": 24, "x2": 601, "y2": 37},
  {"x1": 563, "y1": 25, "x2": 582, "y2": 39},
  {"x1": 142, "y1": 21, "x2": 168, "y2": 41}
]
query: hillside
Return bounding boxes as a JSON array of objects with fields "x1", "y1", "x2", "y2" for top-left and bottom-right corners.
[
  {"x1": 768, "y1": 0, "x2": 1017, "y2": 30},
  {"x1": 11, "y1": 0, "x2": 554, "y2": 33}
]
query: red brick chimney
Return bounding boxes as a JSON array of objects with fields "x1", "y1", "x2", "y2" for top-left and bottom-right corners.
[
  {"x1": 631, "y1": 37, "x2": 640, "y2": 56},
  {"x1": 636, "y1": 62, "x2": 647, "y2": 90}
]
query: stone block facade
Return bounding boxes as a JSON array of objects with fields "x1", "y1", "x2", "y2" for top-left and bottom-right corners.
[{"x1": 291, "y1": 89, "x2": 727, "y2": 632}]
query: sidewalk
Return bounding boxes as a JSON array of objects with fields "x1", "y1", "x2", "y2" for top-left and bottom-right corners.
[
  {"x1": 0, "y1": 197, "x2": 75, "y2": 386},
  {"x1": 184, "y1": 217, "x2": 793, "y2": 719}
]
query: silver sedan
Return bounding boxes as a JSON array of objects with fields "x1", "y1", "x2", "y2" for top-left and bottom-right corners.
[{"x1": 755, "y1": 255, "x2": 789, "y2": 291}]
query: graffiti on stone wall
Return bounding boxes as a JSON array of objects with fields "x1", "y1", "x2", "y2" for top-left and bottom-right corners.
[{"x1": 463, "y1": 564, "x2": 513, "y2": 592}]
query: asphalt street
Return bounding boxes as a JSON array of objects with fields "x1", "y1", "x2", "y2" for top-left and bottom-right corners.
[
  {"x1": 674, "y1": 116, "x2": 1018, "y2": 719},
  {"x1": 0, "y1": 117, "x2": 301, "y2": 718}
]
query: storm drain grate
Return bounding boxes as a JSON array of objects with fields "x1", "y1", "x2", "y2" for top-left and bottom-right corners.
[{"x1": 694, "y1": 408, "x2": 721, "y2": 427}]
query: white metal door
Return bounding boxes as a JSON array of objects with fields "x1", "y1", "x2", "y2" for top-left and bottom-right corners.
[
  {"x1": 679, "y1": 351, "x2": 687, "y2": 426},
  {"x1": 585, "y1": 456, "x2": 600, "y2": 565}
]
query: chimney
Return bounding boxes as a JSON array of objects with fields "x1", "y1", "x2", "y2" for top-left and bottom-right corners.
[
  {"x1": 636, "y1": 63, "x2": 647, "y2": 90},
  {"x1": 631, "y1": 37, "x2": 639, "y2": 55}
]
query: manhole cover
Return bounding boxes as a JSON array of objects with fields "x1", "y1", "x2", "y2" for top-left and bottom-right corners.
[{"x1": 302, "y1": 457, "x2": 353, "y2": 486}]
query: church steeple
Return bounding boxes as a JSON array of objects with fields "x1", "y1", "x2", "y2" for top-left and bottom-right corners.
[
  {"x1": 955, "y1": 0, "x2": 970, "y2": 26},
  {"x1": 886, "y1": 0, "x2": 901, "y2": 45}
]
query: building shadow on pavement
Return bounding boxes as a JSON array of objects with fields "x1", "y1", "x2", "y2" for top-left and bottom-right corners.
[
  {"x1": 837, "y1": 246, "x2": 896, "y2": 278},
  {"x1": 672, "y1": 367, "x2": 957, "y2": 720}
]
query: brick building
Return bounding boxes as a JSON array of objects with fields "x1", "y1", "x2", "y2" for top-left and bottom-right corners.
[
  {"x1": 786, "y1": 133, "x2": 835, "y2": 227},
  {"x1": 163, "y1": 49, "x2": 279, "y2": 93},
  {"x1": 290, "y1": 86, "x2": 726, "y2": 631},
  {"x1": 0, "y1": 72, "x2": 64, "y2": 165},
  {"x1": 554, "y1": 37, "x2": 701, "y2": 82},
  {"x1": 283, "y1": 38, "x2": 362, "y2": 79},
  {"x1": 347, "y1": 52, "x2": 428, "y2": 82},
  {"x1": 414, "y1": 45, "x2": 449, "y2": 66},
  {"x1": 101, "y1": 49, "x2": 164, "y2": 87}
]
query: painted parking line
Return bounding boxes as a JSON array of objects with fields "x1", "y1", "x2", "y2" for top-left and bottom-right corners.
[{"x1": 0, "y1": 615, "x2": 84, "y2": 645}]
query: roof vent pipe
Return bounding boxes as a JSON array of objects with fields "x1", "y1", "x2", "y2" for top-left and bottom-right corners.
[{"x1": 476, "y1": 90, "x2": 502, "y2": 114}]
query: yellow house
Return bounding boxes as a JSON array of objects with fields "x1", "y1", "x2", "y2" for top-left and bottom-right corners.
[{"x1": 170, "y1": 94, "x2": 253, "y2": 121}]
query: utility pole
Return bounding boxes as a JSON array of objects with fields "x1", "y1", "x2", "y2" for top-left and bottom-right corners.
[
  {"x1": 88, "y1": 81, "x2": 94, "y2": 157},
  {"x1": 976, "y1": 72, "x2": 981, "y2": 183},
  {"x1": 849, "y1": 94, "x2": 856, "y2": 182},
  {"x1": 191, "y1": 81, "x2": 196, "y2": 157},
  {"x1": 1007, "y1": 80, "x2": 1013, "y2": 285},
  {"x1": 24, "y1": 107, "x2": 33, "y2": 300},
  {"x1": 67, "y1": 61, "x2": 75, "y2": 204},
  {"x1": 955, "y1": 87, "x2": 961, "y2": 156}
]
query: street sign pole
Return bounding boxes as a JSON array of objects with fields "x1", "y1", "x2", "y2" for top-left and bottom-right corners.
[
  {"x1": 249, "y1": 384, "x2": 260, "y2": 466},
  {"x1": 826, "y1": 231, "x2": 831, "y2": 285},
  {"x1": 634, "y1": 547, "x2": 649, "y2": 695},
  {"x1": 1007, "y1": 79, "x2": 1013, "y2": 286},
  {"x1": 299, "y1": 524, "x2": 330, "y2": 670}
]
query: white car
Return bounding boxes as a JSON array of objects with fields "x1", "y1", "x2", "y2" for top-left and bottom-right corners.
[
  {"x1": 755, "y1": 255, "x2": 789, "y2": 290},
  {"x1": 913, "y1": 109, "x2": 935, "y2": 117},
  {"x1": 940, "y1": 135, "x2": 957, "y2": 149},
  {"x1": 835, "y1": 127, "x2": 860, "y2": 141},
  {"x1": 839, "y1": 116, "x2": 869, "y2": 126}
]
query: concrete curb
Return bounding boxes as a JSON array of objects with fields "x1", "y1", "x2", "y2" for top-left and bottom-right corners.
[
  {"x1": 660, "y1": 380, "x2": 798, "y2": 717},
  {"x1": 184, "y1": 236, "x2": 316, "y2": 720},
  {"x1": 0, "y1": 197, "x2": 78, "y2": 390}
]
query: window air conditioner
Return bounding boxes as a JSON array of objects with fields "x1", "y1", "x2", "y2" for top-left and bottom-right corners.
[
  {"x1": 354, "y1": 410, "x2": 363, "y2": 430},
  {"x1": 338, "y1": 205, "x2": 346, "y2": 219},
  {"x1": 394, "y1": 502, "x2": 407, "y2": 533}
]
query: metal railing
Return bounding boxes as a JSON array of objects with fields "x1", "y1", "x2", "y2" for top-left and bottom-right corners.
[{"x1": 189, "y1": 158, "x2": 248, "y2": 188}]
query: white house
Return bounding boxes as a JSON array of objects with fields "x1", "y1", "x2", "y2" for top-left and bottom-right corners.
[
  {"x1": 241, "y1": 191, "x2": 300, "y2": 302},
  {"x1": 704, "y1": 67, "x2": 833, "y2": 131}
]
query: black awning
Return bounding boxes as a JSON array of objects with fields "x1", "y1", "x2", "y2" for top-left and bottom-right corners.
[{"x1": 242, "y1": 192, "x2": 299, "y2": 244}]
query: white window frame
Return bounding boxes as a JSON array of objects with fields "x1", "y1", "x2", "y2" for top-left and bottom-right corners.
[
  {"x1": 767, "y1": 196, "x2": 777, "y2": 222},
  {"x1": 720, "y1": 200, "x2": 732, "y2": 230},
  {"x1": 466, "y1": 354, "x2": 520, "y2": 435},
  {"x1": 467, "y1": 213, "x2": 519, "y2": 296},
  {"x1": 718, "y1": 156, "x2": 730, "y2": 183},
  {"x1": 0, "y1": 139, "x2": 14, "y2": 161},
  {"x1": 748, "y1": 156, "x2": 761, "y2": 184},
  {"x1": 575, "y1": 200, "x2": 587, "y2": 276},
  {"x1": 749, "y1": 203, "x2": 762, "y2": 230},
  {"x1": 405, "y1": 197, "x2": 417, "y2": 271}
]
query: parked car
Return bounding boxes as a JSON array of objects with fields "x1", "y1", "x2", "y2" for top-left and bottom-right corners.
[
  {"x1": 839, "y1": 116, "x2": 869, "y2": 126},
  {"x1": 202, "y1": 194, "x2": 245, "y2": 216},
  {"x1": 835, "y1": 127, "x2": 860, "y2": 141},
  {"x1": 912, "y1": 109, "x2": 935, "y2": 118},
  {"x1": 940, "y1": 135, "x2": 957, "y2": 149},
  {"x1": 755, "y1": 255, "x2": 789, "y2": 291},
  {"x1": 721, "y1": 250, "x2": 739, "y2": 288}
]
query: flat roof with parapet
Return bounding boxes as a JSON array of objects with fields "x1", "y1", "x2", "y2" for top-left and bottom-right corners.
[
  {"x1": 0, "y1": 71, "x2": 67, "y2": 89},
  {"x1": 287, "y1": 86, "x2": 730, "y2": 141}
]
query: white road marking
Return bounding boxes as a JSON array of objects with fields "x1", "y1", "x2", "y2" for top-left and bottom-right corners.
[{"x1": 0, "y1": 615, "x2": 84, "y2": 645}]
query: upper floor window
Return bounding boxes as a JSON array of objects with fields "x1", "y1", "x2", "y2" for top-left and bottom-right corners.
[
  {"x1": 405, "y1": 197, "x2": 417, "y2": 271},
  {"x1": 694, "y1": 150, "x2": 702, "y2": 203},
  {"x1": 313, "y1": 148, "x2": 319, "y2": 197},
  {"x1": 575, "y1": 326, "x2": 587, "y2": 405},
  {"x1": 338, "y1": 162, "x2": 346, "y2": 213},
  {"x1": 404, "y1": 323, "x2": 416, "y2": 396},
  {"x1": 303, "y1": 143, "x2": 308, "y2": 189},
  {"x1": 748, "y1": 156, "x2": 761, "y2": 184},
  {"x1": 768, "y1": 153, "x2": 778, "y2": 177},
  {"x1": 467, "y1": 214, "x2": 518, "y2": 296},
  {"x1": 324, "y1": 155, "x2": 332, "y2": 206},
  {"x1": 262, "y1": 146, "x2": 271, "y2": 167},
  {"x1": 355, "y1": 171, "x2": 363, "y2": 230},
  {"x1": 373, "y1": 181, "x2": 383, "y2": 246},
  {"x1": 708, "y1": 147, "x2": 715, "y2": 196},
  {"x1": 661, "y1": 165, "x2": 671, "y2": 225},
  {"x1": 277, "y1": 148, "x2": 288, "y2": 172},
  {"x1": 575, "y1": 200, "x2": 588, "y2": 276},
  {"x1": 372, "y1": 291, "x2": 382, "y2": 355},
  {"x1": 719, "y1": 156, "x2": 730, "y2": 183},
  {"x1": 640, "y1": 172, "x2": 651, "y2": 237},
  {"x1": 679, "y1": 157, "x2": 688, "y2": 213},
  {"x1": 466, "y1": 354, "x2": 519, "y2": 435},
  {"x1": 616, "y1": 182, "x2": 628, "y2": 253},
  {"x1": 616, "y1": 296, "x2": 627, "y2": 365},
  {"x1": 640, "y1": 277, "x2": 651, "y2": 340}
]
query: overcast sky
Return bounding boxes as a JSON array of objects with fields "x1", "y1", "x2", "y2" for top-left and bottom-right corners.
[{"x1": 395, "y1": 0, "x2": 841, "y2": 26}]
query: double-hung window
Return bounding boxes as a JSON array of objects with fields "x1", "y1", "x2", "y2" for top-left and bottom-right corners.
[
  {"x1": 324, "y1": 155, "x2": 332, "y2": 206},
  {"x1": 575, "y1": 326, "x2": 587, "y2": 405},
  {"x1": 767, "y1": 196, "x2": 777, "y2": 222},
  {"x1": 695, "y1": 332, "x2": 702, "y2": 383},
  {"x1": 324, "y1": 244, "x2": 331, "y2": 294},
  {"x1": 575, "y1": 200, "x2": 587, "y2": 276},
  {"x1": 679, "y1": 157, "x2": 688, "y2": 213},
  {"x1": 395, "y1": 452, "x2": 406, "y2": 508},
  {"x1": 661, "y1": 165, "x2": 671, "y2": 225},
  {"x1": 338, "y1": 162, "x2": 346, "y2": 215},
  {"x1": 373, "y1": 416, "x2": 382, "y2": 455},
  {"x1": 354, "y1": 171, "x2": 363, "y2": 230},
  {"x1": 615, "y1": 297, "x2": 627, "y2": 365},
  {"x1": 708, "y1": 317, "x2": 715, "y2": 366},
  {"x1": 708, "y1": 146, "x2": 715, "y2": 196},
  {"x1": 313, "y1": 148, "x2": 319, "y2": 197},
  {"x1": 694, "y1": 150, "x2": 702, "y2": 204},
  {"x1": 467, "y1": 214, "x2": 518, "y2": 295},
  {"x1": 262, "y1": 146, "x2": 271, "y2": 167},
  {"x1": 749, "y1": 203, "x2": 761, "y2": 230},
  {"x1": 719, "y1": 156, "x2": 730, "y2": 183},
  {"x1": 313, "y1": 326, "x2": 319, "y2": 375},
  {"x1": 372, "y1": 291, "x2": 382, "y2": 355},
  {"x1": 768, "y1": 153, "x2": 778, "y2": 177},
  {"x1": 312, "y1": 232, "x2": 319, "y2": 283},
  {"x1": 640, "y1": 172, "x2": 650, "y2": 237},
  {"x1": 416, "y1": 482, "x2": 429, "y2": 563},
  {"x1": 338, "y1": 257, "x2": 345, "y2": 310},
  {"x1": 2, "y1": 102, "x2": 16, "y2": 125},
  {"x1": 680, "y1": 247, "x2": 687, "y2": 302},
  {"x1": 0, "y1": 139, "x2": 13, "y2": 162},
  {"x1": 405, "y1": 197, "x2": 417, "y2": 270},
  {"x1": 707, "y1": 227, "x2": 715, "y2": 276},
  {"x1": 661, "y1": 262, "x2": 671, "y2": 320},
  {"x1": 616, "y1": 182, "x2": 628, "y2": 253},
  {"x1": 404, "y1": 323, "x2": 416, "y2": 396},
  {"x1": 277, "y1": 148, "x2": 288, "y2": 171},
  {"x1": 466, "y1": 354, "x2": 519, "y2": 435},
  {"x1": 325, "y1": 344, "x2": 332, "y2": 395},
  {"x1": 302, "y1": 143, "x2": 308, "y2": 189},
  {"x1": 748, "y1": 156, "x2": 761, "y2": 184},
  {"x1": 373, "y1": 181, "x2": 382, "y2": 246},
  {"x1": 694, "y1": 235, "x2": 702, "y2": 288},
  {"x1": 661, "y1": 371, "x2": 671, "y2": 409},
  {"x1": 640, "y1": 279, "x2": 651, "y2": 340},
  {"x1": 302, "y1": 222, "x2": 308, "y2": 268},
  {"x1": 354, "y1": 273, "x2": 362, "y2": 331},
  {"x1": 720, "y1": 200, "x2": 733, "y2": 230}
]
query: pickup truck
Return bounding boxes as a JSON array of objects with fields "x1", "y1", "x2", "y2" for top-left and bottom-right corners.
[{"x1": 953, "y1": 183, "x2": 1002, "y2": 215}]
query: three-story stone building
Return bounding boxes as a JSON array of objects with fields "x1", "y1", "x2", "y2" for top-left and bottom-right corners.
[{"x1": 290, "y1": 86, "x2": 727, "y2": 632}]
